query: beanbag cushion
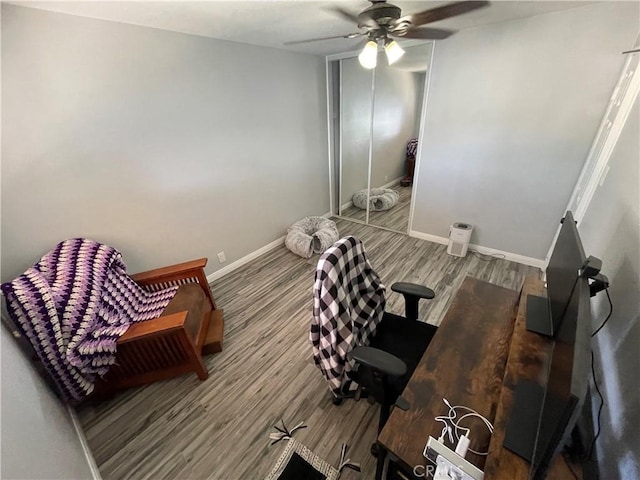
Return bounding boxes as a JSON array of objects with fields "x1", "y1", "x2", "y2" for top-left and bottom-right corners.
[
  {"x1": 286, "y1": 217, "x2": 339, "y2": 259},
  {"x1": 352, "y1": 188, "x2": 400, "y2": 211}
]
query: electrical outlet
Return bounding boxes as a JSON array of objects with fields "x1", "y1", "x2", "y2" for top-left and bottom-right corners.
[
  {"x1": 217, "y1": 251, "x2": 226, "y2": 263},
  {"x1": 385, "y1": 175, "x2": 389, "y2": 182},
  {"x1": 424, "y1": 437, "x2": 483, "y2": 480}
]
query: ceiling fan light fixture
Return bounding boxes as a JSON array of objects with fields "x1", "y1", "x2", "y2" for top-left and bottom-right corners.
[
  {"x1": 359, "y1": 40, "x2": 378, "y2": 69},
  {"x1": 384, "y1": 39, "x2": 405, "y2": 65}
]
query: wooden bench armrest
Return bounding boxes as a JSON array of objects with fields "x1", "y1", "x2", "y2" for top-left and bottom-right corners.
[
  {"x1": 130, "y1": 258, "x2": 217, "y2": 309},
  {"x1": 130, "y1": 258, "x2": 208, "y2": 284},
  {"x1": 118, "y1": 311, "x2": 188, "y2": 343}
]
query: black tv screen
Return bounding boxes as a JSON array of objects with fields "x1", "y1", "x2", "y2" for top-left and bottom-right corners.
[
  {"x1": 504, "y1": 211, "x2": 595, "y2": 475},
  {"x1": 546, "y1": 211, "x2": 587, "y2": 333},
  {"x1": 529, "y1": 274, "x2": 592, "y2": 479},
  {"x1": 526, "y1": 211, "x2": 587, "y2": 337}
]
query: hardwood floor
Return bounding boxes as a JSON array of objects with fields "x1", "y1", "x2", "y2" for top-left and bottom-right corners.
[
  {"x1": 341, "y1": 184, "x2": 412, "y2": 233},
  {"x1": 77, "y1": 219, "x2": 540, "y2": 480}
]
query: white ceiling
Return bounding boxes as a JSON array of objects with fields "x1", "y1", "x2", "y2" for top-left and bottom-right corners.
[{"x1": 10, "y1": 1, "x2": 597, "y2": 56}]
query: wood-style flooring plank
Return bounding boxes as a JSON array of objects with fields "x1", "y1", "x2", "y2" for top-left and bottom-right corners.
[{"x1": 77, "y1": 219, "x2": 540, "y2": 479}]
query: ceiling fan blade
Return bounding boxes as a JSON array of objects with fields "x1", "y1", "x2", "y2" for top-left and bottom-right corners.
[
  {"x1": 284, "y1": 32, "x2": 365, "y2": 46},
  {"x1": 622, "y1": 48, "x2": 640, "y2": 54},
  {"x1": 391, "y1": 28, "x2": 454, "y2": 40},
  {"x1": 326, "y1": 6, "x2": 359, "y2": 23},
  {"x1": 400, "y1": 1, "x2": 489, "y2": 28}
]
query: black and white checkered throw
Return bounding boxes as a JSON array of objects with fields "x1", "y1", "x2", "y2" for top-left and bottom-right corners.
[{"x1": 310, "y1": 236, "x2": 386, "y2": 396}]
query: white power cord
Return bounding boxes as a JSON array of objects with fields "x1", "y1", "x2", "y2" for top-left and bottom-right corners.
[{"x1": 434, "y1": 398, "x2": 494, "y2": 456}]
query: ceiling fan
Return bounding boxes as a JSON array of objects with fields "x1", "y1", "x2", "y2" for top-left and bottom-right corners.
[{"x1": 285, "y1": 1, "x2": 489, "y2": 68}]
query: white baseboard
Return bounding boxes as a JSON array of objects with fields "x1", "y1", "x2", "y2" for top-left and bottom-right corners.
[
  {"x1": 341, "y1": 200, "x2": 353, "y2": 211},
  {"x1": 207, "y1": 235, "x2": 286, "y2": 283},
  {"x1": 408, "y1": 230, "x2": 545, "y2": 269},
  {"x1": 67, "y1": 405, "x2": 102, "y2": 480},
  {"x1": 207, "y1": 211, "x2": 333, "y2": 283},
  {"x1": 408, "y1": 230, "x2": 449, "y2": 246},
  {"x1": 380, "y1": 176, "x2": 404, "y2": 190},
  {"x1": 468, "y1": 244, "x2": 545, "y2": 269}
]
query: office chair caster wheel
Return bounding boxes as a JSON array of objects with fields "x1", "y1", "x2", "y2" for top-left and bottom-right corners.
[
  {"x1": 371, "y1": 443, "x2": 379, "y2": 457},
  {"x1": 332, "y1": 396, "x2": 343, "y2": 406}
]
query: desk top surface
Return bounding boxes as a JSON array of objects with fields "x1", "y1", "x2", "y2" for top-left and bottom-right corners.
[{"x1": 377, "y1": 276, "x2": 520, "y2": 473}]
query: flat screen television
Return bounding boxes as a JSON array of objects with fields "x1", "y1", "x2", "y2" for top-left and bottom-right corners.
[
  {"x1": 503, "y1": 214, "x2": 595, "y2": 479},
  {"x1": 529, "y1": 274, "x2": 592, "y2": 478},
  {"x1": 526, "y1": 211, "x2": 586, "y2": 337}
]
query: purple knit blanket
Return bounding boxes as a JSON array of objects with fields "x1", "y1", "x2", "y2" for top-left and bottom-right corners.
[{"x1": 1, "y1": 239, "x2": 178, "y2": 401}]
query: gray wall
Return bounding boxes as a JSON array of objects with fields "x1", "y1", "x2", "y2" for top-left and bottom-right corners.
[
  {"x1": 411, "y1": 2, "x2": 638, "y2": 260},
  {"x1": 579, "y1": 97, "x2": 639, "y2": 479},
  {"x1": 1, "y1": 4, "x2": 329, "y2": 281},
  {"x1": 1, "y1": 330, "x2": 95, "y2": 479}
]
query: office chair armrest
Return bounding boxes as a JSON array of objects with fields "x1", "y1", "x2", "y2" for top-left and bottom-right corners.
[
  {"x1": 391, "y1": 282, "x2": 435, "y2": 300},
  {"x1": 391, "y1": 282, "x2": 435, "y2": 321},
  {"x1": 351, "y1": 346, "x2": 407, "y2": 378}
]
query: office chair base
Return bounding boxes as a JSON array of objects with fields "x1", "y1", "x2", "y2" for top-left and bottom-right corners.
[
  {"x1": 371, "y1": 443, "x2": 380, "y2": 457},
  {"x1": 333, "y1": 386, "x2": 368, "y2": 405}
]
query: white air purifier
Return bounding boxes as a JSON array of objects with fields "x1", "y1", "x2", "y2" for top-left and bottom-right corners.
[{"x1": 447, "y1": 222, "x2": 473, "y2": 258}]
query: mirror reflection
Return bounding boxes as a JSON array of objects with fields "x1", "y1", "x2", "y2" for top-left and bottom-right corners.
[
  {"x1": 338, "y1": 56, "x2": 373, "y2": 224},
  {"x1": 336, "y1": 43, "x2": 432, "y2": 234}
]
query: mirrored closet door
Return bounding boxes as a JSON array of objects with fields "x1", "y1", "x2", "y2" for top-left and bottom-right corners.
[
  {"x1": 332, "y1": 43, "x2": 432, "y2": 234},
  {"x1": 338, "y1": 56, "x2": 374, "y2": 225}
]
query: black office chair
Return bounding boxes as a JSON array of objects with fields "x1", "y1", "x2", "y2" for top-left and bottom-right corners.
[{"x1": 310, "y1": 236, "x2": 438, "y2": 456}]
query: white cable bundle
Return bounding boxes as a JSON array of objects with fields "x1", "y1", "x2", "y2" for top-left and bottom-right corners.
[{"x1": 434, "y1": 398, "x2": 494, "y2": 456}]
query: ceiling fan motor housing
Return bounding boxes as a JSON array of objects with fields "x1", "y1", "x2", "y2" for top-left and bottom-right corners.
[
  {"x1": 288, "y1": 0, "x2": 487, "y2": 47},
  {"x1": 358, "y1": 2, "x2": 402, "y2": 29}
]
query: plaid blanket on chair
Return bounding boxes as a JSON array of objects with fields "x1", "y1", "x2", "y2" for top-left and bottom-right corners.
[
  {"x1": 1, "y1": 238, "x2": 178, "y2": 401},
  {"x1": 310, "y1": 236, "x2": 386, "y2": 396}
]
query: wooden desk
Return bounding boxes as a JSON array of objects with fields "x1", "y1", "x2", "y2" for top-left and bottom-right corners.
[
  {"x1": 377, "y1": 276, "x2": 576, "y2": 479},
  {"x1": 378, "y1": 276, "x2": 520, "y2": 475},
  {"x1": 484, "y1": 277, "x2": 582, "y2": 480},
  {"x1": 483, "y1": 276, "x2": 550, "y2": 478}
]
